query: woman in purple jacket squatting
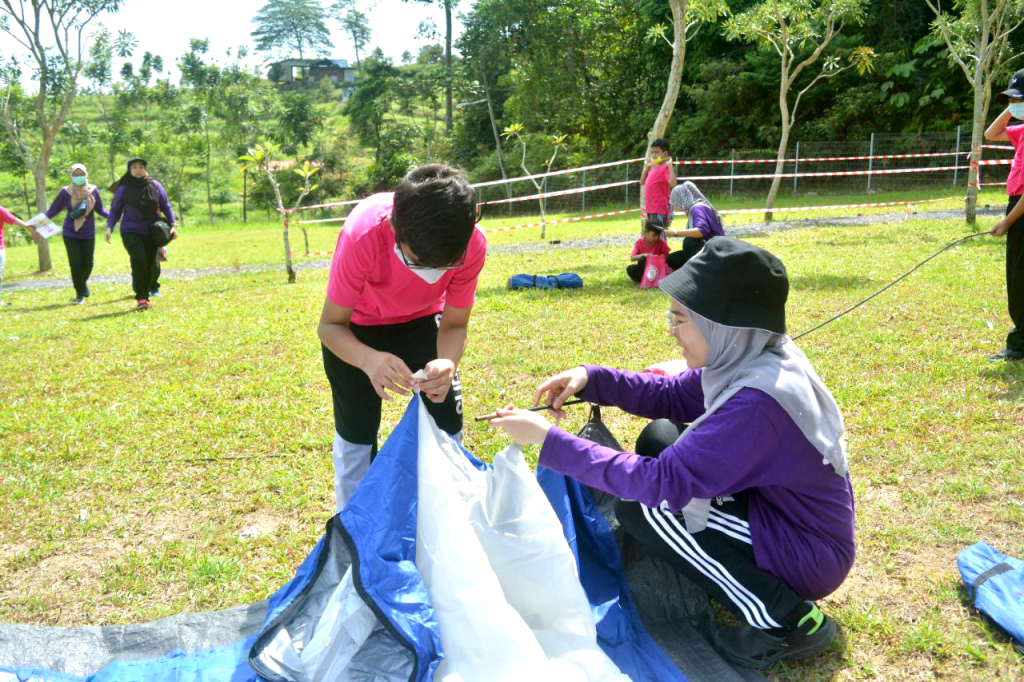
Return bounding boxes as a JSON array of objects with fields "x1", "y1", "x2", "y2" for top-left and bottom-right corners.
[{"x1": 490, "y1": 236, "x2": 855, "y2": 671}]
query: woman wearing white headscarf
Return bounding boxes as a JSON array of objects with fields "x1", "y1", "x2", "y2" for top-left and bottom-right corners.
[
  {"x1": 490, "y1": 237, "x2": 854, "y2": 671},
  {"x1": 664, "y1": 181, "x2": 725, "y2": 268},
  {"x1": 44, "y1": 163, "x2": 108, "y2": 304}
]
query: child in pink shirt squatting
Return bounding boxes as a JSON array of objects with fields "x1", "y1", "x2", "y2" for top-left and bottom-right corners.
[
  {"x1": 984, "y1": 68, "x2": 1024, "y2": 361},
  {"x1": 626, "y1": 218, "x2": 672, "y2": 284},
  {"x1": 317, "y1": 165, "x2": 487, "y2": 511}
]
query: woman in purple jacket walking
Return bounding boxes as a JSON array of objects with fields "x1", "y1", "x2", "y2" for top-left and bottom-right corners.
[
  {"x1": 45, "y1": 163, "x2": 109, "y2": 304},
  {"x1": 491, "y1": 237, "x2": 855, "y2": 671},
  {"x1": 106, "y1": 157, "x2": 177, "y2": 310}
]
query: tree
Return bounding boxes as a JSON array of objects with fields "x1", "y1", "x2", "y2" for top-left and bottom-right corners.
[
  {"x1": 84, "y1": 27, "x2": 136, "y2": 183},
  {"x1": 642, "y1": 0, "x2": 728, "y2": 205},
  {"x1": 346, "y1": 50, "x2": 398, "y2": 160},
  {"x1": 239, "y1": 141, "x2": 319, "y2": 283},
  {"x1": 502, "y1": 124, "x2": 565, "y2": 239},
  {"x1": 178, "y1": 39, "x2": 221, "y2": 221},
  {"x1": 926, "y1": 0, "x2": 1024, "y2": 222},
  {"x1": 403, "y1": 0, "x2": 455, "y2": 134},
  {"x1": 0, "y1": 0, "x2": 123, "y2": 272},
  {"x1": 251, "y1": 0, "x2": 333, "y2": 60},
  {"x1": 725, "y1": 0, "x2": 875, "y2": 220},
  {"x1": 330, "y1": 0, "x2": 372, "y2": 70}
]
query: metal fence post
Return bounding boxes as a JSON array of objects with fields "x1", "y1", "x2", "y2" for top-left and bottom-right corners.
[
  {"x1": 625, "y1": 163, "x2": 630, "y2": 206},
  {"x1": 730, "y1": 150, "x2": 735, "y2": 197},
  {"x1": 793, "y1": 141, "x2": 800, "y2": 194},
  {"x1": 953, "y1": 125, "x2": 962, "y2": 186},
  {"x1": 867, "y1": 132, "x2": 875, "y2": 192},
  {"x1": 581, "y1": 169, "x2": 586, "y2": 212}
]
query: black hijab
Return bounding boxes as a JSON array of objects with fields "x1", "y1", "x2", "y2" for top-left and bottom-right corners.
[{"x1": 109, "y1": 157, "x2": 160, "y2": 216}]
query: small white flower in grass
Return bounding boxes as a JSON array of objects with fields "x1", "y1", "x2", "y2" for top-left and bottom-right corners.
[
  {"x1": 986, "y1": 321, "x2": 994, "y2": 330},
  {"x1": 8, "y1": 336, "x2": 18, "y2": 341},
  {"x1": 77, "y1": 509, "x2": 88, "y2": 522}
]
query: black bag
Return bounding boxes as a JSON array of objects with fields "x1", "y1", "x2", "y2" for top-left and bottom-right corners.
[
  {"x1": 148, "y1": 219, "x2": 172, "y2": 247},
  {"x1": 69, "y1": 198, "x2": 89, "y2": 220}
]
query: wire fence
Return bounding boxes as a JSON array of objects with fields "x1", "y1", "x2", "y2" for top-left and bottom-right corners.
[{"x1": 290, "y1": 127, "x2": 1013, "y2": 228}]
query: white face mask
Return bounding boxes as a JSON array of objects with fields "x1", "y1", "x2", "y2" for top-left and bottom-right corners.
[
  {"x1": 1010, "y1": 103, "x2": 1024, "y2": 120},
  {"x1": 394, "y1": 244, "x2": 447, "y2": 284}
]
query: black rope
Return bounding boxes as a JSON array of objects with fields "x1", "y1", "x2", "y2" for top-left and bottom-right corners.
[{"x1": 793, "y1": 231, "x2": 990, "y2": 341}]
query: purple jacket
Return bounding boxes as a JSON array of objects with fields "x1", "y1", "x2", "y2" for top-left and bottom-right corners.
[
  {"x1": 539, "y1": 365, "x2": 856, "y2": 601},
  {"x1": 45, "y1": 188, "x2": 109, "y2": 240},
  {"x1": 690, "y1": 205, "x2": 724, "y2": 241},
  {"x1": 107, "y1": 180, "x2": 176, "y2": 236}
]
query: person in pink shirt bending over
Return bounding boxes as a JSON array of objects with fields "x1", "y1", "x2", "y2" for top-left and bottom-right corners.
[
  {"x1": 639, "y1": 138, "x2": 678, "y2": 230},
  {"x1": 317, "y1": 165, "x2": 487, "y2": 511},
  {"x1": 0, "y1": 205, "x2": 37, "y2": 306},
  {"x1": 984, "y1": 68, "x2": 1024, "y2": 362}
]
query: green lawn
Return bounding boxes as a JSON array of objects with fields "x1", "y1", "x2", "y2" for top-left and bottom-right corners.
[
  {"x1": 1, "y1": 187, "x2": 1010, "y2": 285},
  {"x1": 0, "y1": 205, "x2": 1023, "y2": 679}
]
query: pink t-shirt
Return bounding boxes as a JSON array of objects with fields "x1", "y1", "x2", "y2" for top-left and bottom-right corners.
[
  {"x1": 0, "y1": 205, "x2": 17, "y2": 249},
  {"x1": 644, "y1": 164, "x2": 671, "y2": 214},
  {"x1": 327, "y1": 192, "x2": 488, "y2": 326},
  {"x1": 631, "y1": 236, "x2": 670, "y2": 258},
  {"x1": 1006, "y1": 124, "x2": 1024, "y2": 196}
]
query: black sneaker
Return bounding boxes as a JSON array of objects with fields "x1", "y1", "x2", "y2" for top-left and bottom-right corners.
[
  {"x1": 989, "y1": 348, "x2": 1024, "y2": 362},
  {"x1": 71, "y1": 297, "x2": 84, "y2": 305},
  {"x1": 710, "y1": 603, "x2": 836, "y2": 670}
]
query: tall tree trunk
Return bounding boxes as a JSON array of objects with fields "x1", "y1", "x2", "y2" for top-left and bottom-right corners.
[
  {"x1": 243, "y1": 170, "x2": 248, "y2": 223},
  {"x1": 966, "y1": 71, "x2": 986, "y2": 224},
  {"x1": 204, "y1": 115, "x2": 213, "y2": 221},
  {"x1": 32, "y1": 168, "x2": 53, "y2": 271},
  {"x1": 642, "y1": 0, "x2": 688, "y2": 208},
  {"x1": 21, "y1": 172, "x2": 31, "y2": 215},
  {"x1": 765, "y1": 63, "x2": 793, "y2": 223},
  {"x1": 444, "y1": 0, "x2": 453, "y2": 135},
  {"x1": 482, "y1": 70, "x2": 511, "y2": 201}
]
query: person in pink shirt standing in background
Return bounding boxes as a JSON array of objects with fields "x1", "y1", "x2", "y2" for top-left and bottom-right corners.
[
  {"x1": 316, "y1": 165, "x2": 487, "y2": 511},
  {"x1": 984, "y1": 69, "x2": 1024, "y2": 362},
  {"x1": 0, "y1": 205, "x2": 37, "y2": 306},
  {"x1": 639, "y1": 138, "x2": 678, "y2": 230}
]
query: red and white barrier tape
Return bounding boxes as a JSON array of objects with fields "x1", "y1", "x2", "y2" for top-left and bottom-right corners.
[
  {"x1": 673, "y1": 150, "x2": 970, "y2": 165},
  {"x1": 483, "y1": 208, "x2": 642, "y2": 234},
  {"x1": 287, "y1": 149, "x2": 999, "y2": 213},
  {"x1": 292, "y1": 216, "x2": 349, "y2": 226}
]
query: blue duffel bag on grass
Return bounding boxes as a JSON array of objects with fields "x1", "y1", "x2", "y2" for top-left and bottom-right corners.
[
  {"x1": 507, "y1": 273, "x2": 583, "y2": 290},
  {"x1": 958, "y1": 542, "x2": 1024, "y2": 654}
]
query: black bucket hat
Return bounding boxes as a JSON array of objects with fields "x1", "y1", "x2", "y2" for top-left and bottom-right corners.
[
  {"x1": 125, "y1": 156, "x2": 148, "y2": 170},
  {"x1": 1001, "y1": 69, "x2": 1024, "y2": 100},
  {"x1": 658, "y1": 236, "x2": 789, "y2": 334}
]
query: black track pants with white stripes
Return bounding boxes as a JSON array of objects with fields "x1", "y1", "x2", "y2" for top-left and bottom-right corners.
[{"x1": 614, "y1": 419, "x2": 804, "y2": 630}]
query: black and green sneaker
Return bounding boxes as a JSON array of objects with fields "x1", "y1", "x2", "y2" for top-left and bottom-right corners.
[{"x1": 710, "y1": 602, "x2": 837, "y2": 670}]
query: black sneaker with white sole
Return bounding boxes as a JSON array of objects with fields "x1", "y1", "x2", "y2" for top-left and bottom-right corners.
[{"x1": 710, "y1": 602, "x2": 836, "y2": 670}]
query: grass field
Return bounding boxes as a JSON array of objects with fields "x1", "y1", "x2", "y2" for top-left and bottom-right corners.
[{"x1": 1, "y1": 200, "x2": 1023, "y2": 679}]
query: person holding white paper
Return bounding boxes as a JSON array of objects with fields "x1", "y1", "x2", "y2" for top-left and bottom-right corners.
[{"x1": 45, "y1": 163, "x2": 108, "y2": 304}]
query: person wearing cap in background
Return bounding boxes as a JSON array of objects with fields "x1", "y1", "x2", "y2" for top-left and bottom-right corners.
[
  {"x1": 639, "y1": 138, "x2": 678, "y2": 230},
  {"x1": 490, "y1": 237, "x2": 855, "y2": 671},
  {"x1": 317, "y1": 164, "x2": 487, "y2": 512},
  {"x1": 665, "y1": 180, "x2": 726, "y2": 268},
  {"x1": 44, "y1": 163, "x2": 109, "y2": 305},
  {"x1": 983, "y1": 68, "x2": 1024, "y2": 361},
  {"x1": 106, "y1": 157, "x2": 177, "y2": 310}
]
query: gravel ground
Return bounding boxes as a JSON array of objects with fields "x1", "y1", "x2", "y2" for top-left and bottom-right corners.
[{"x1": 2, "y1": 206, "x2": 1003, "y2": 293}]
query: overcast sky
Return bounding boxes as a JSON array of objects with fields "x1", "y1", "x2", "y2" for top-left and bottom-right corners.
[{"x1": 52, "y1": 0, "x2": 465, "y2": 84}]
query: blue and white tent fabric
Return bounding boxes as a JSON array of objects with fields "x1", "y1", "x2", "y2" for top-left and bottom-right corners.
[
  {"x1": 1, "y1": 398, "x2": 759, "y2": 681},
  {"x1": 958, "y1": 542, "x2": 1024, "y2": 654}
]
